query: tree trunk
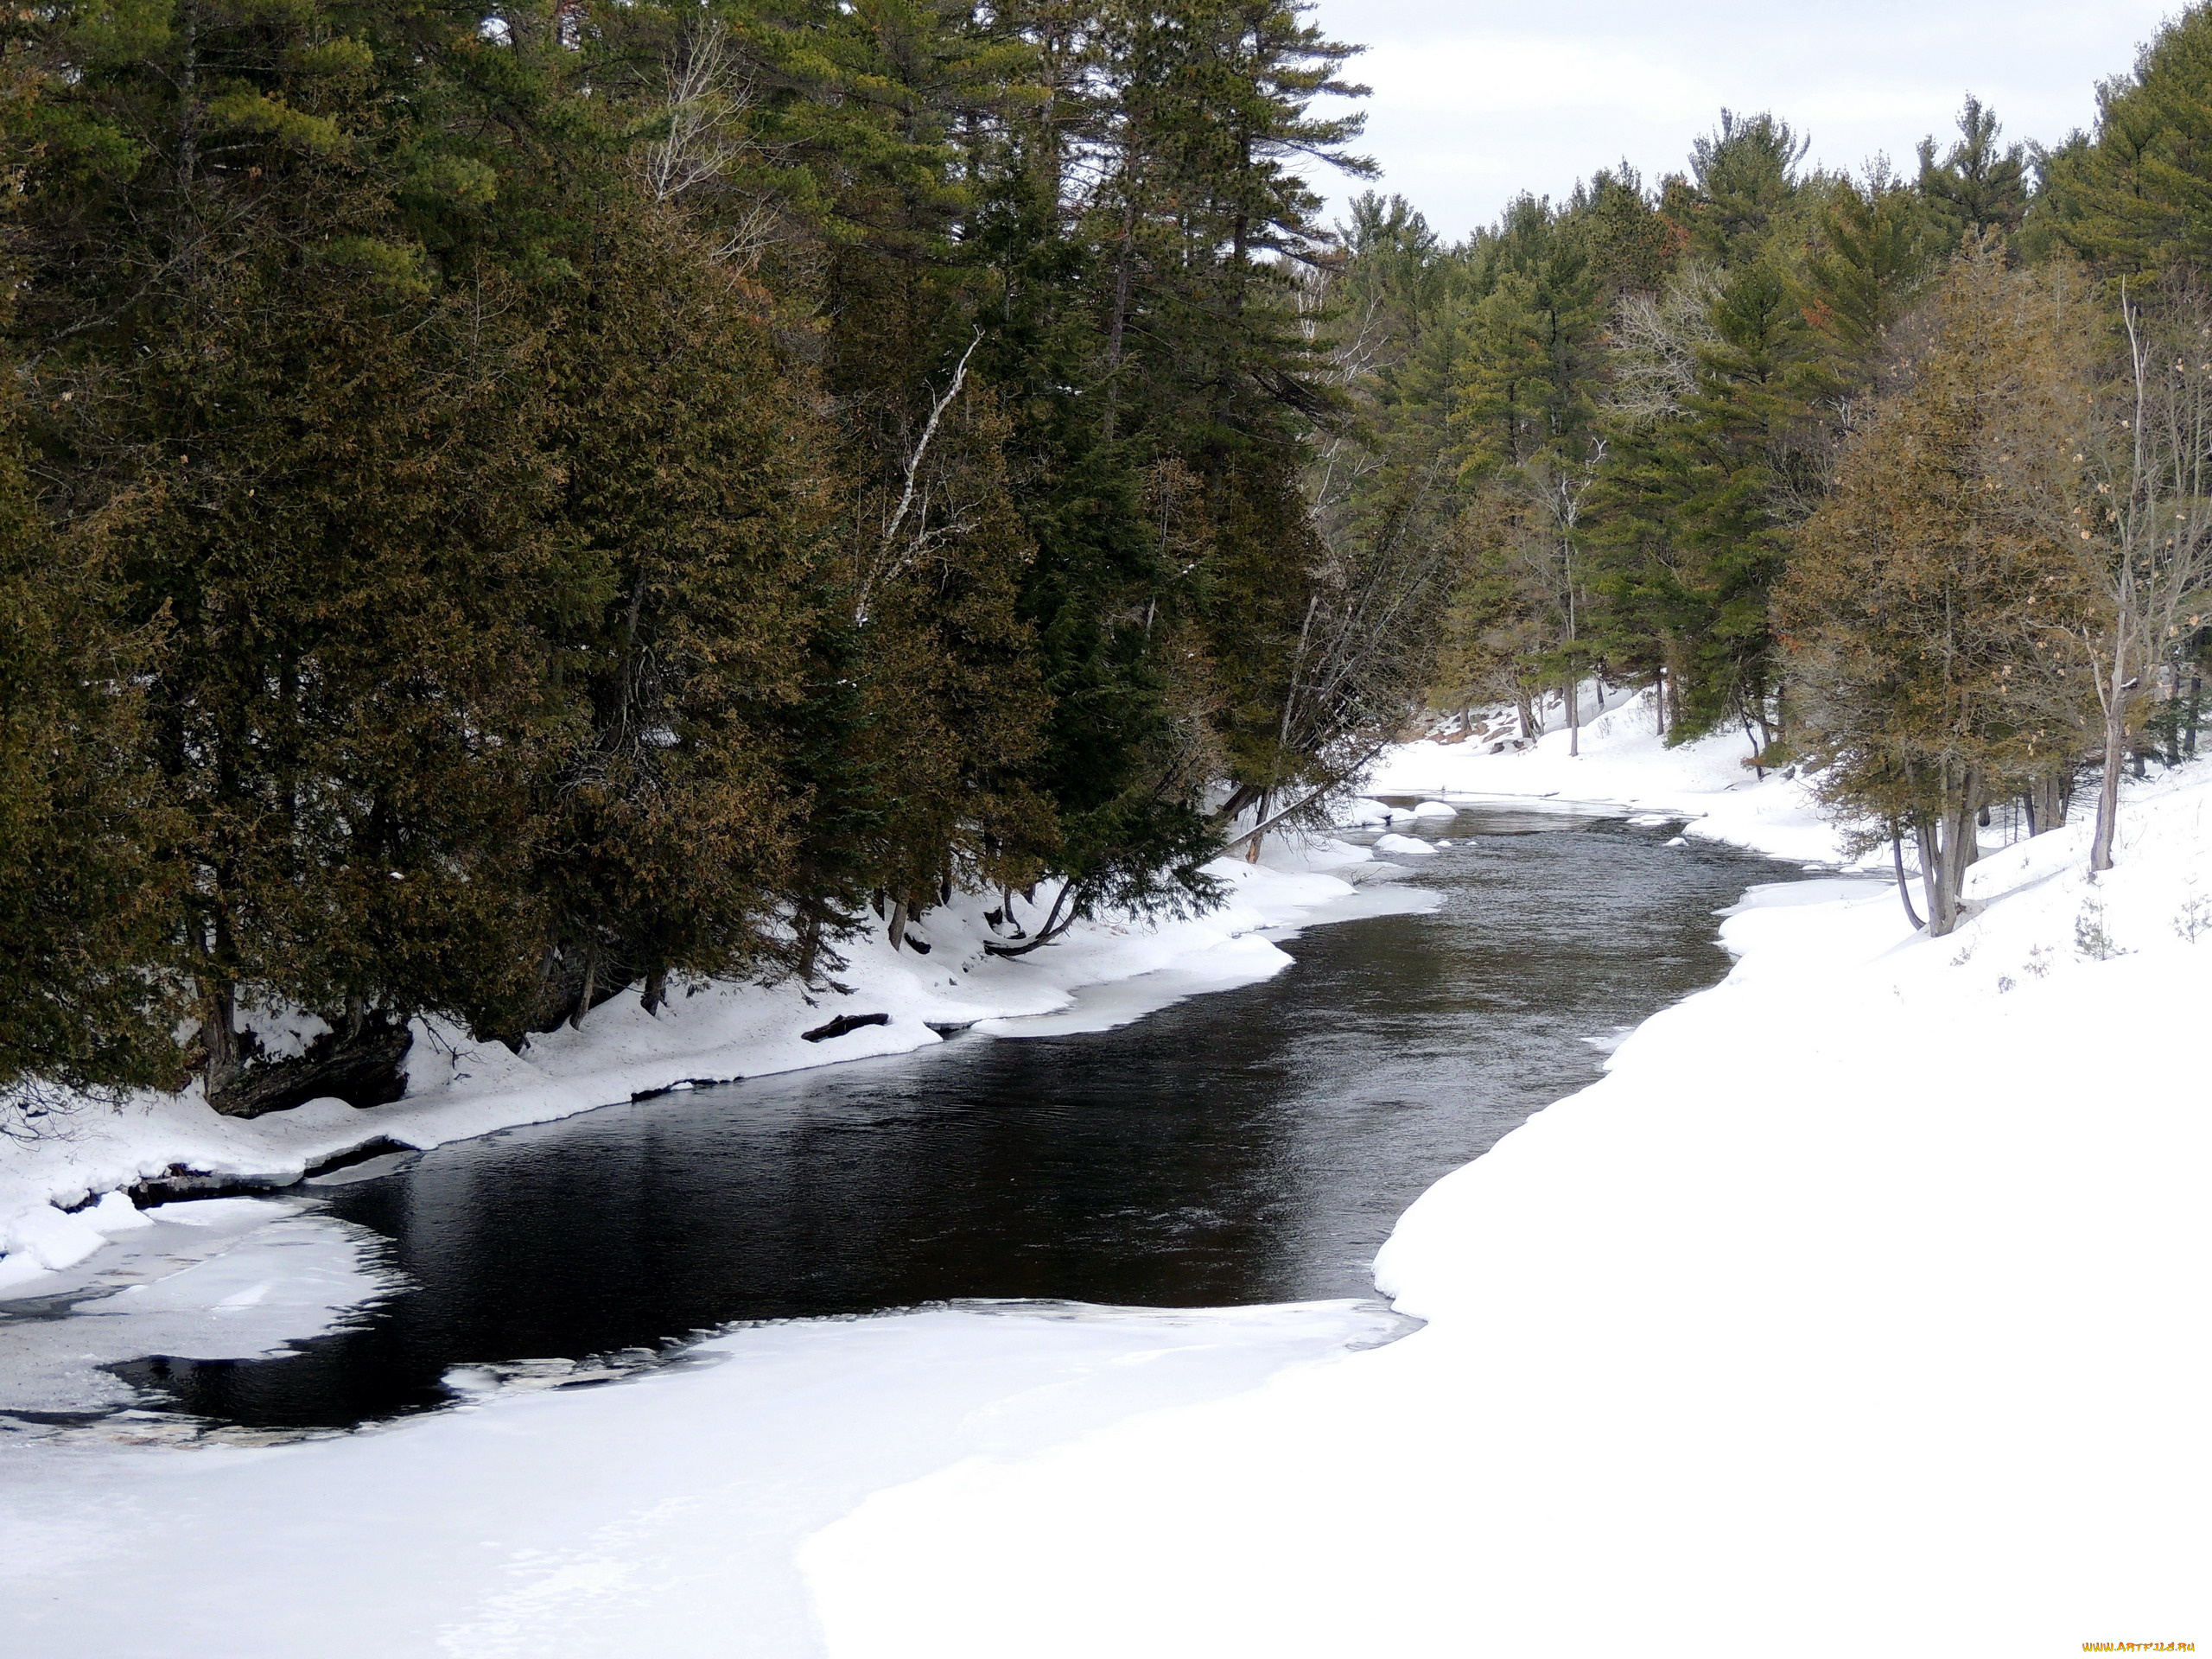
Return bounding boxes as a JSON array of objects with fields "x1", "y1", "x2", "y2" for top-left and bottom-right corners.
[
  {"x1": 1891, "y1": 837, "x2": 1924, "y2": 931},
  {"x1": 642, "y1": 966, "x2": 668, "y2": 1017},
  {"x1": 887, "y1": 895, "x2": 909, "y2": 951},
  {"x1": 2091, "y1": 696, "x2": 2127, "y2": 874},
  {"x1": 1914, "y1": 775, "x2": 1979, "y2": 940},
  {"x1": 202, "y1": 979, "x2": 242, "y2": 1102},
  {"x1": 797, "y1": 907, "x2": 823, "y2": 987},
  {"x1": 568, "y1": 946, "x2": 597, "y2": 1031},
  {"x1": 1914, "y1": 817, "x2": 1952, "y2": 937},
  {"x1": 1516, "y1": 691, "x2": 1539, "y2": 741},
  {"x1": 1942, "y1": 787, "x2": 1978, "y2": 900},
  {"x1": 2024, "y1": 772, "x2": 2067, "y2": 837},
  {"x1": 1566, "y1": 679, "x2": 1580, "y2": 756}
]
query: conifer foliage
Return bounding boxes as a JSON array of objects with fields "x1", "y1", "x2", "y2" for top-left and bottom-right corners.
[{"x1": 0, "y1": 0, "x2": 1398, "y2": 1114}]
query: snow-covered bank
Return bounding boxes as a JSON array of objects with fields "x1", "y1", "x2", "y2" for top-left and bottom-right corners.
[
  {"x1": 10, "y1": 745, "x2": 2204, "y2": 1657},
  {"x1": 0, "y1": 1300, "x2": 1403, "y2": 1657},
  {"x1": 803, "y1": 763, "x2": 2212, "y2": 1657},
  {"x1": 1366, "y1": 685, "x2": 1859, "y2": 867},
  {"x1": 0, "y1": 846, "x2": 1422, "y2": 1297}
]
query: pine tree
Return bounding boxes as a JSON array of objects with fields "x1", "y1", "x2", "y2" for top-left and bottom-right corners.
[
  {"x1": 527, "y1": 196, "x2": 833, "y2": 1025},
  {"x1": 1916, "y1": 97, "x2": 2029, "y2": 247},
  {"x1": 2033, "y1": 9, "x2": 2212, "y2": 275}
]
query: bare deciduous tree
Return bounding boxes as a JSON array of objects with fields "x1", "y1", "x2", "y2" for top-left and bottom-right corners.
[{"x1": 2078, "y1": 282, "x2": 2212, "y2": 872}]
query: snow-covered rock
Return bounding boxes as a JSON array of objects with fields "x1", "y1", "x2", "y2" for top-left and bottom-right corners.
[
  {"x1": 1408, "y1": 800, "x2": 1458, "y2": 820},
  {"x1": 1332, "y1": 798, "x2": 1385, "y2": 828},
  {"x1": 1370, "y1": 833, "x2": 1436, "y2": 857}
]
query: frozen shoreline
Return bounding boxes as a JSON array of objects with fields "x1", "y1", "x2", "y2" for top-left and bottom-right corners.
[
  {"x1": 802, "y1": 728, "x2": 2212, "y2": 1657},
  {"x1": 6, "y1": 711, "x2": 2206, "y2": 1656},
  {"x1": 0, "y1": 842, "x2": 1426, "y2": 1296}
]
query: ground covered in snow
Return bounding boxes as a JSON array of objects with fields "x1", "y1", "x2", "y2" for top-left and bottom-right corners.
[
  {"x1": 4, "y1": 704, "x2": 2206, "y2": 1657},
  {"x1": 1, "y1": 1300, "x2": 1403, "y2": 1657},
  {"x1": 1367, "y1": 684, "x2": 1861, "y2": 866},
  {"x1": 802, "y1": 740, "x2": 2211, "y2": 1658}
]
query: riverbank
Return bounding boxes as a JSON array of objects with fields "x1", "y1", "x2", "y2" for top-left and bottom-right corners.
[
  {"x1": 803, "y1": 751, "x2": 2212, "y2": 1657},
  {"x1": 7, "y1": 733, "x2": 2205, "y2": 1656},
  {"x1": 1364, "y1": 683, "x2": 1860, "y2": 866},
  {"x1": 0, "y1": 843, "x2": 1414, "y2": 1296}
]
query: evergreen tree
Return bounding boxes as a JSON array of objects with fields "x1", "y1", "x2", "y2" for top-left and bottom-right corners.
[
  {"x1": 10, "y1": 0, "x2": 575, "y2": 1106},
  {"x1": 1780, "y1": 250, "x2": 2103, "y2": 932},
  {"x1": 1916, "y1": 96, "x2": 2029, "y2": 246},
  {"x1": 2034, "y1": 9, "x2": 2212, "y2": 275}
]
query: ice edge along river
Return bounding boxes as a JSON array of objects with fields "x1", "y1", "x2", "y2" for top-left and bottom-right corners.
[{"x1": 5, "y1": 690, "x2": 2208, "y2": 1658}]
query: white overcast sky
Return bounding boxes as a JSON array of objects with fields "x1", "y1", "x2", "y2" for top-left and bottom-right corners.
[{"x1": 1302, "y1": 0, "x2": 2183, "y2": 238}]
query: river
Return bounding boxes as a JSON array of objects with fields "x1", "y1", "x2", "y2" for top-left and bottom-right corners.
[{"x1": 105, "y1": 801, "x2": 1804, "y2": 1431}]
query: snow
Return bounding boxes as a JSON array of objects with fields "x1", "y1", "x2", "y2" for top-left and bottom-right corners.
[
  {"x1": 0, "y1": 1198, "x2": 396, "y2": 1413},
  {"x1": 1370, "y1": 831, "x2": 1436, "y2": 857},
  {"x1": 1371, "y1": 684, "x2": 1858, "y2": 867},
  {"x1": 0, "y1": 1300, "x2": 1402, "y2": 1656},
  {"x1": 0, "y1": 841, "x2": 1426, "y2": 1297},
  {"x1": 1407, "y1": 799, "x2": 1458, "y2": 820},
  {"x1": 1330, "y1": 797, "x2": 1416, "y2": 828},
  {"x1": 799, "y1": 757, "x2": 2212, "y2": 1659}
]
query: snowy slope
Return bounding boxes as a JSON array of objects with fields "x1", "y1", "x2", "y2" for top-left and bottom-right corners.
[{"x1": 802, "y1": 763, "x2": 2212, "y2": 1658}]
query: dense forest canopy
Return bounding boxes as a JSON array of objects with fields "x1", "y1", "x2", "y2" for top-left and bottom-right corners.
[{"x1": 8, "y1": 0, "x2": 2212, "y2": 1117}]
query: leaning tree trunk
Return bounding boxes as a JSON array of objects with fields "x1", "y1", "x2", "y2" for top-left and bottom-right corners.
[
  {"x1": 1891, "y1": 837, "x2": 1923, "y2": 931},
  {"x1": 568, "y1": 944, "x2": 598, "y2": 1031}
]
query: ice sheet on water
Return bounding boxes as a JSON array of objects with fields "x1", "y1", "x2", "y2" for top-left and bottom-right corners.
[
  {"x1": 0, "y1": 1196, "x2": 399, "y2": 1413},
  {"x1": 0, "y1": 1299, "x2": 1405, "y2": 1659},
  {"x1": 1258, "y1": 881, "x2": 1438, "y2": 937},
  {"x1": 972, "y1": 936, "x2": 1294, "y2": 1038},
  {"x1": 302, "y1": 1150, "x2": 421, "y2": 1186}
]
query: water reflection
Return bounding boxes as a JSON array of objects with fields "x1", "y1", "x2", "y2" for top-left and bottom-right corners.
[{"x1": 118, "y1": 805, "x2": 1800, "y2": 1427}]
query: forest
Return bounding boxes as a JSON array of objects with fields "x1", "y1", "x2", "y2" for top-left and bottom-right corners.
[
  {"x1": 1333, "y1": 21, "x2": 2212, "y2": 940},
  {"x1": 7, "y1": 0, "x2": 2212, "y2": 1119}
]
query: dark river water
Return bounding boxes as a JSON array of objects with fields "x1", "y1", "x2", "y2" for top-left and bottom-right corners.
[{"x1": 116, "y1": 803, "x2": 1804, "y2": 1429}]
